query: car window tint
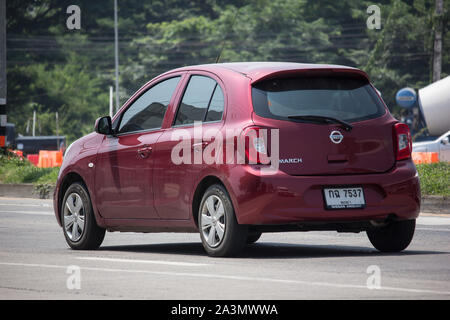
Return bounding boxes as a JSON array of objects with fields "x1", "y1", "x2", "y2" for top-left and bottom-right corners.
[
  {"x1": 174, "y1": 76, "x2": 217, "y2": 126},
  {"x1": 118, "y1": 76, "x2": 180, "y2": 134},
  {"x1": 252, "y1": 76, "x2": 386, "y2": 123},
  {"x1": 205, "y1": 85, "x2": 224, "y2": 122}
]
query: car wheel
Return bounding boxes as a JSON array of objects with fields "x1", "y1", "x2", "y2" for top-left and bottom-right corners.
[
  {"x1": 198, "y1": 184, "x2": 248, "y2": 257},
  {"x1": 61, "y1": 182, "x2": 105, "y2": 250},
  {"x1": 366, "y1": 219, "x2": 415, "y2": 252},
  {"x1": 246, "y1": 232, "x2": 262, "y2": 244}
]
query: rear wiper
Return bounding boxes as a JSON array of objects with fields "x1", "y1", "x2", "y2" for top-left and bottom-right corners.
[{"x1": 287, "y1": 115, "x2": 353, "y2": 131}]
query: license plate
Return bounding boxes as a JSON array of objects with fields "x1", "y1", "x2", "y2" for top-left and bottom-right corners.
[{"x1": 323, "y1": 187, "x2": 365, "y2": 209}]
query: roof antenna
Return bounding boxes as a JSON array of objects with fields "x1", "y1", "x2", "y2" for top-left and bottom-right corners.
[{"x1": 215, "y1": 8, "x2": 240, "y2": 64}]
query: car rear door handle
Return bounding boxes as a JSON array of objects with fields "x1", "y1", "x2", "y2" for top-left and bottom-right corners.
[
  {"x1": 137, "y1": 145, "x2": 152, "y2": 159},
  {"x1": 192, "y1": 141, "x2": 210, "y2": 151}
]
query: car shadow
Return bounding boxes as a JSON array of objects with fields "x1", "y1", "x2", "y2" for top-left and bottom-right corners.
[{"x1": 98, "y1": 242, "x2": 448, "y2": 259}]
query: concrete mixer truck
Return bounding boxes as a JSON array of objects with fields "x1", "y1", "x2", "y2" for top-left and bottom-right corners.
[{"x1": 412, "y1": 76, "x2": 450, "y2": 162}]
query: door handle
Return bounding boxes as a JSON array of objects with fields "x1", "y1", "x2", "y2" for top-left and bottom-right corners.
[
  {"x1": 137, "y1": 145, "x2": 152, "y2": 159},
  {"x1": 192, "y1": 141, "x2": 210, "y2": 151}
]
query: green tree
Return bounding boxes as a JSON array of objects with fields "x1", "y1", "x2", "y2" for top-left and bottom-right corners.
[{"x1": 6, "y1": 0, "x2": 449, "y2": 143}]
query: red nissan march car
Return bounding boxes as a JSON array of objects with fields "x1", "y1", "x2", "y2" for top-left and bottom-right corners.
[{"x1": 54, "y1": 62, "x2": 420, "y2": 257}]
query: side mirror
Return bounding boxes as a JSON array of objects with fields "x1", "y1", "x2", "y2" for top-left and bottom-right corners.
[
  {"x1": 441, "y1": 137, "x2": 449, "y2": 145},
  {"x1": 95, "y1": 116, "x2": 113, "y2": 135}
]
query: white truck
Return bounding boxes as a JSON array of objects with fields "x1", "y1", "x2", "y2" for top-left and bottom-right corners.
[
  {"x1": 413, "y1": 130, "x2": 450, "y2": 162},
  {"x1": 412, "y1": 76, "x2": 450, "y2": 162}
]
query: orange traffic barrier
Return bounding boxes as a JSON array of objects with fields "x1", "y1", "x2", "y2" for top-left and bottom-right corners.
[
  {"x1": 27, "y1": 154, "x2": 39, "y2": 166},
  {"x1": 412, "y1": 152, "x2": 439, "y2": 164},
  {"x1": 37, "y1": 150, "x2": 63, "y2": 168}
]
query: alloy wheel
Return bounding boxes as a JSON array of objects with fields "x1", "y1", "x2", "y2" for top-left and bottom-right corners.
[
  {"x1": 201, "y1": 195, "x2": 226, "y2": 248},
  {"x1": 63, "y1": 193, "x2": 85, "y2": 242}
]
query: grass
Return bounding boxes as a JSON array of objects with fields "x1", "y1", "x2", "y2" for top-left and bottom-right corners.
[
  {"x1": 0, "y1": 154, "x2": 60, "y2": 185},
  {"x1": 1, "y1": 153, "x2": 449, "y2": 196},
  {"x1": 416, "y1": 162, "x2": 450, "y2": 197}
]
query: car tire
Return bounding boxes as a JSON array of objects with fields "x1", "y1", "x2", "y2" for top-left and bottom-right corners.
[
  {"x1": 366, "y1": 219, "x2": 415, "y2": 252},
  {"x1": 61, "y1": 182, "x2": 105, "y2": 250},
  {"x1": 246, "y1": 232, "x2": 262, "y2": 244},
  {"x1": 198, "y1": 184, "x2": 248, "y2": 257}
]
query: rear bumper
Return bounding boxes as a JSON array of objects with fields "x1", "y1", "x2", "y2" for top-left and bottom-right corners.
[{"x1": 228, "y1": 160, "x2": 420, "y2": 225}]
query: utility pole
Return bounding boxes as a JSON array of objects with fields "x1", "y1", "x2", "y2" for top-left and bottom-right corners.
[
  {"x1": 0, "y1": 0, "x2": 7, "y2": 149},
  {"x1": 432, "y1": 0, "x2": 443, "y2": 82},
  {"x1": 32, "y1": 110, "x2": 36, "y2": 137},
  {"x1": 109, "y1": 86, "x2": 114, "y2": 118},
  {"x1": 114, "y1": 0, "x2": 120, "y2": 112},
  {"x1": 56, "y1": 112, "x2": 59, "y2": 150}
]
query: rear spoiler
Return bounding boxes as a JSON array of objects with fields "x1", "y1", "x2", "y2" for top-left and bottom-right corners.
[{"x1": 250, "y1": 67, "x2": 370, "y2": 85}]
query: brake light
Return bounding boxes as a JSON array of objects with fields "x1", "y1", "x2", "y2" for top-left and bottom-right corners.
[
  {"x1": 241, "y1": 127, "x2": 270, "y2": 164},
  {"x1": 394, "y1": 123, "x2": 412, "y2": 161}
]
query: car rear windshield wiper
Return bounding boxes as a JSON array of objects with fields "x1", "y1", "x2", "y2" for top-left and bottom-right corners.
[{"x1": 287, "y1": 115, "x2": 353, "y2": 131}]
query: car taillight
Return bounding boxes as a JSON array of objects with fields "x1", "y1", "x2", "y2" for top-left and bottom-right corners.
[
  {"x1": 394, "y1": 123, "x2": 412, "y2": 161},
  {"x1": 241, "y1": 127, "x2": 270, "y2": 164}
]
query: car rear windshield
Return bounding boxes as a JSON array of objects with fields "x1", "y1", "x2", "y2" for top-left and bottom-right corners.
[{"x1": 252, "y1": 76, "x2": 386, "y2": 123}]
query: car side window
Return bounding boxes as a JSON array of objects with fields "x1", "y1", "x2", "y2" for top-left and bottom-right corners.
[
  {"x1": 118, "y1": 76, "x2": 180, "y2": 134},
  {"x1": 443, "y1": 135, "x2": 450, "y2": 145},
  {"x1": 174, "y1": 75, "x2": 224, "y2": 126},
  {"x1": 205, "y1": 85, "x2": 224, "y2": 122}
]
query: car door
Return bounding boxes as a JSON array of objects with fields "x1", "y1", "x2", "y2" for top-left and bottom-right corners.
[
  {"x1": 153, "y1": 73, "x2": 226, "y2": 220},
  {"x1": 439, "y1": 133, "x2": 450, "y2": 162},
  {"x1": 94, "y1": 76, "x2": 182, "y2": 219}
]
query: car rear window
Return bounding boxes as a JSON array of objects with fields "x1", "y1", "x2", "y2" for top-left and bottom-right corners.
[{"x1": 252, "y1": 76, "x2": 386, "y2": 123}]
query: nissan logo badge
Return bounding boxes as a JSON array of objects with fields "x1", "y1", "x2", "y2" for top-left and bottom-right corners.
[{"x1": 330, "y1": 131, "x2": 344, "y2": 144}]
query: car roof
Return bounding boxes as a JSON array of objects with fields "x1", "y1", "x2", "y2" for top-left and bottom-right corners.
[{"x1": 167, "y1": 62, "x2": 368, "y2": 83}]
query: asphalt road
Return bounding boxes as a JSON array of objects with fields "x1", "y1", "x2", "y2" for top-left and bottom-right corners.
[{"x1": 0, "y1": 197, "x2": 449, "y2": 300}]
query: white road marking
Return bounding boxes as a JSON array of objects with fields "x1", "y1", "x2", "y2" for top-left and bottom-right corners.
[
  {"x1": 0, "y1": 203, "x2": 52, "y2": 208},
  {"x1": 416, "y1": 227, "x2": 450, "y2": 232},
  {"x1": 2, "y1": 210, "x2": 449, "y2": 224},
  {"x1": 417, "y1": 216, "x2": 450, "y2": 226},
  {"x1": 2, "y1": 206, "x2": 450, "y2": 230},
  {"x1": 0, "y1": 197, "x2": 52, "y2": 202},
  {"x1": 76, "y1": 256, "x2": 210, "y2": 267},
  {"x1": 0, "y1": 262, "x2": 449, "y2": 296},
  {"x1": 0, "y1": 210, "x2": 53, "y2": 216}
]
